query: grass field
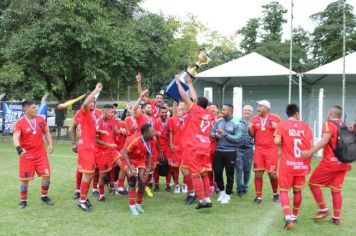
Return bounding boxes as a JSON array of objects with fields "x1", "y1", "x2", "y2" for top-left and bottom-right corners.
[{"x1": 0, "y1": 141, "x2": 355, "y2": 236}]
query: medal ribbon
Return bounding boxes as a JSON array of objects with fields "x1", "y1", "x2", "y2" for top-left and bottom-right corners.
[
  {"x1": 24, "y1": 115, "x2": 36, "y2": 134},
  {"x1": 141, "y1": 135, "x2": 152, "y2": 155},
  {"x1": 260, "y1": 113, "x2": 269, "y2": 130}
]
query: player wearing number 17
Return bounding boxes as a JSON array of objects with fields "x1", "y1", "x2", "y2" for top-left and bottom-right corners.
[{"x1": 274, "y1": 104, "x2": 313, "y2": 230}]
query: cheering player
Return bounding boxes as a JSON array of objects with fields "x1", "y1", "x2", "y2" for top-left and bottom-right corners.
[
  {"x1": 76, "y1": 82, "x2": 103, "y2": 212},
  {"x1": 249, "y1": 100, "x2": 281, "y2": 204},
  {"x1": 176, "y1": 75, "x2": 214, "y2": 209},
  {"x1": 122, "y1": 124, "x2": 155, "y2": 215},
  {"x1": 13, "y1": 100, "x2": 54, "y2": 209},
  {"x1": 302, "y1": 106, "x2": 351, "y2": 225},
  {"x1": 274, "y1": 104, "x2": 313, "y2": 229}
]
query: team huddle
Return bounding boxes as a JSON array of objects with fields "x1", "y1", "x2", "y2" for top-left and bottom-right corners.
[{"x1": 12, "y1": 73, "x2": 352, "y2": 230}]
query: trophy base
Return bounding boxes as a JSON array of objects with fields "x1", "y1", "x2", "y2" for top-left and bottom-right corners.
[{"x1": 166, "y1": 78, "x2": 189, "y2": 102}]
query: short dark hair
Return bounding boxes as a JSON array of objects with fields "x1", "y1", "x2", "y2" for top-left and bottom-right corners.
[
  {"x1": 286, "y1": 104, "x2": 299, "y2": 117},
  {"x1": 159, "y1": 105, "x2": 168, "y2": 111},
  {"x1": 103, "y1": 104, "x2": 114, "y2": 109},
  {"x1": 224, "y1": 104, "x2": 234, "y2": 110},
  {"x1": 22, "y1": 100, "x2": 35, "y2": 108},
  {"x1": 331, "y1": 105, "x2": 343, "y2": 118},
  {"x1": 155, "y1": 93, "x2": 163, "y2": 98},
  {"x1": 113, "y1": 103, "x2": 118, "y2": 108},
  {"x1": 141, "y1": 103, "x2": 150, "y2": 109},
  {"x1": 197, "y1": 97, "x2": 209, "y2": 109},
  {"x1": 210, "y1": 103, "x2": 219, "y2": 108},
  {"x1": 141, "y1": 123, "x2": 152, "y2": 134}
]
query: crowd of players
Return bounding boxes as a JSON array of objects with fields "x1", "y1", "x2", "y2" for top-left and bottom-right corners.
[{"x1": 12, "y1": 73, "x2": 351, "y2": 230}]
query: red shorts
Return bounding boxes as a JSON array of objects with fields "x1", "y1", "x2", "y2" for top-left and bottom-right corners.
[
  {"x1": 78, "y1": 147, "x2": 96, "y2": 174},
  {"x1": 120, "y1": 157, "x2": 146, "y2": 172},
  {"x1": 170, "y1": 149, "x2": 182, "y2": 167},
  {"x1": 309, "y1": 162, "x2": 349, "y2": 191},
  {"x1": 189, "y1": 148, "x2": 212, "y2": 175},
  {"x1": 279, "y1": 174, "x2": 306, "y2": 192},
  {"x1": 95, "y1": 149, "x2": 120, "y2": 174},
  {"x1": 19, "y1": 152, "x2": 50, "y2": 181},
  {"x1": 253, "y1": 145, "x2": 278, "y2": 173}
]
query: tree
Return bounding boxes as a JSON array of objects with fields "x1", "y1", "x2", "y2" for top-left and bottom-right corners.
[
  {"x1": 310, "y1": 0, "x2": 356, "y2": 65},
  {"x1": 261, "y1": 1, "x2": 287, "y2": 42},
  {"x1": 238, "y1": 18, "x2": 260, "y2": 53}
]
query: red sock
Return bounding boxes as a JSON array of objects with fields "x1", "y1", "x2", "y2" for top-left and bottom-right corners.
[
  {"x1": 202, "y1": 174, "x2": 211, "y2": 198},
  {"x1": 117, "y1": 177, "x2": 125, "y2": 188},
  {"x1": 153, "y1": 168, "x2": 159, "y2": 185},
  {"x1": 331, "y1": 191, "x2": 342, "y2": 218},
  {"x1": 93, "y1": 170, "x2": 99, "y2": 189},
  {"x1": 293, "y1": 190, "x2": 302, "y2": 216},
  {"x1": 76, "y1": 170, "x2": 82, "y2": 190},
  {"x1": 309, "y1": 184, "x2": 326, "y2": 210},
  {"x1": 269, "y1": 175, "x2": 278, "y2": 194},
  {"x1": 166, "y1": 168, "x2": 172, "y2": 187},
  {"x1": 146, "y1": 173, "x2": 152, "y2": 187},
  {"x1": 192, "y1": 176, "x2": 204, "y2": 201},
  {"x1": 172, "y1": 167, "x2": 179, "y2": 185},
  {"x1": 254, "y1": 175, "x2": 263, "y2": 198},
  {"x1": 208, "y1": 171, "x2": 214, "y2": 186},
  {"x1": 80, "y1": 180, "x2": 90, "y2": 201},
  {"x1": 280, "y1": 191, "x2": 290, "y2": 216},
  {"x1": 128, "y1": 188, "x2": 136, "y2": 205},
  {"x1": 109, "y1": 169, "x2": 115, "y2": 189},
  {"x1": 20, "y1": 185, "x2": 28, "y2": 201},
  {"x1": 41, "y1": 181, "x2": 50, "y2": 197},
  {"x1": 99, "y1": 184, "x2": 105, "y2": 196},
  {"x1": 137, "y1": 193, "x2": 144, "y2": 204},
  {"x1": 184, "y1": 173, "x2": 194, "y2": 192}
]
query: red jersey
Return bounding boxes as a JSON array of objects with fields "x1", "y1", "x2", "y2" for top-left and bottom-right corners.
[
  {"x1": 321, "y1": 120, "x2": 350, "y2": 170},
  {"x1": 125, "y1": 116, "x2": 138, "y2": 136},
  {"x1": 125, "y1": 133, "x2": 154, "y2": 161},
  {"x1": 145, "y1": 98, "x2": 159, "y2": 118},
  {"x1": 154, "y1": 117, "x2": 170, "y2": 151},
  {"x1": 14, "y1": 115, "x2": 47, "y2": 156},
  {"x1": 134, "y1": 113, "x2": 155, "y2": 132},
  {"x1": 168, "y1": 116, "x2": 185, "y2": 148},
  {"x1": 96, "y1": 117, "x2": 116, "y2": 151},
  {"x1": 181, "y1": 104, "x2": 214, "y2": 151},
  {"x1": 251, "y1": 113, "x2": 281, "y2": 147},
  {"x1": 78, "y1": 108, "x2": 97, "y2": 149},
  {"x1": 275, "y1": 119, "x2": 313, "y2": 176},
  {"x1": 74, "y1": 108, "x2": 101, "y2": 125},
  {"x1": 115, "y1": 119, "x2": 127, "y2": 151}
]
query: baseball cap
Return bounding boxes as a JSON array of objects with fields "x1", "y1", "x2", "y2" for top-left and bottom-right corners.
[{"x1": 256, "y1": 100, "x2": 271, "y2": 109}]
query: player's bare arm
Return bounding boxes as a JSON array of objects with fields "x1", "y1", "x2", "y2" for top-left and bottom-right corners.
[
  {"x1": 44, "y1": 124, "x2": 53, "y2": 154},
  {"x1": 82, "y1": 82, "x2": 103, "y2": 112},
  {"x1": 176, "y1": 76, "x2": 192, "y2": 108},
  {"x1": 301, "y1": 132, "x2": 332, "y2": 158},
  {"x1": 13, "y1": 130, "x2": 25, "y2": 155},
  {"x1": 70, "y1": 123, "x2": 78, "y2": 153}
]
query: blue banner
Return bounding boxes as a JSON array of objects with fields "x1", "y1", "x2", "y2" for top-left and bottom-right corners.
[{"x1": 1, "y1": 102, "x2": 48, "y2": 134}]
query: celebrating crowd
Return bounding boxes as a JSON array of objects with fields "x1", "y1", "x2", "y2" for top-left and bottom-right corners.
[{"x1": 12, "y1": 73, "x2": 351, "y2": 230}]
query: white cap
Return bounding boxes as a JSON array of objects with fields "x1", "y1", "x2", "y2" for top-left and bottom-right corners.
[{"x1": 256, "y1": 100, "x2": 271, "y2": 109}]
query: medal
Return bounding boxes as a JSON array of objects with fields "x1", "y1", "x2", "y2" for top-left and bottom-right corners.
[
  {"x1": 24, "y1": 115, "x2": 37, "y2": 135},
  {"x1": 260, "y1": 113, "x2": 269, "y2": 132},
  {"x1": 32, "y1": 131, "x2": 37, "y2": 135}
]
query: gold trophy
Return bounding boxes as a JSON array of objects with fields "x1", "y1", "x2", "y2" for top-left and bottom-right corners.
[{"x1": 166, "y1": 52, "x2": 210, "y2": 101}]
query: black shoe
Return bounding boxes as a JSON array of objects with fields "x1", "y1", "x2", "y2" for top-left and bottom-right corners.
[
  {"x1": 92, "y1": 190, "x2": 99, "y2": 197},
  {"x1": 186, "y1": 194, "x2": 197, "y2": 205},
  {"x1": 72, "y1": 191, "x2": 80, "y2": 200},
  {"x1": 86, "y1": 198, "x2": 93, "y2": 207},
  {"x1": 18, "y1": 201, "x2": 27, "y2": 209},
  {"x1": 273, "y1": 194, "x2": 279, "y2": 202},
  {"x1": 116, "y1": 189, "x2": 128, "y2": 195},
  {"x1": 98, "y1": 196, "x2": 105, "y2": 202},
  {"x1": 206, "y1": 201, "x2": 213, "y2": 208},
  {"x1": 165, "y1": 186, "x2": 171, "y2": 192},
  {"x1": 154, "y1": 185, "x2": 160, "y2": 192},
  {"x1": 237, "y1": 192, "x2": 243, "y2": 198},
  {"x1": 41, "y1": 196, "x2": 54, "y2": 206},
  {"x1": 77, "y1": 200, "x2": 92, "y2": 212},
  {"x1": 195, "y1": 200, "x2": 210, "y2": 210},
  {"x1": 284, "y1": 219, "x2": 294, "y2": 230},
  {"x1": 253, "y1": 197, "x2": 262, "y2": 204},
  {"x1": 109, "y1": 188, "x2": 115, "y2": 195}
]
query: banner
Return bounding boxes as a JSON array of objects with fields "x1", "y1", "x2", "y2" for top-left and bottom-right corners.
[{"x1": 1, "y1": 102, "x2": 48, "y2": 134}]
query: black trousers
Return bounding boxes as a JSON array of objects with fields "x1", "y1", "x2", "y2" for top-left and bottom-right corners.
[{"x1": 213, "y1": 150, "x2": 236, "y2": 195}]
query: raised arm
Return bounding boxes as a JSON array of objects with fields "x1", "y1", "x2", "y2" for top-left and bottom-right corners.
[
  {"x1": 136, "y1": 72, "x2": 144, "y2": 99},
  {"x1": 82, "y1": 82, "x2": 103, "y2": 112},
  {"x1": 176, "y1": 76, "x2": 192, "y2": 108},
  {"x1": 133, "y1": 89, "x2": 149, "y2": 117}
]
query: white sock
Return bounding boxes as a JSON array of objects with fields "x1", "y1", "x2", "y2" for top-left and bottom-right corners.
[{"x1": 285, "y1": 215, "x2": 292, "y2": 221}]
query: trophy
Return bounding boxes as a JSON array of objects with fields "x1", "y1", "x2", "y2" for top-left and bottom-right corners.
[
  {"x1": 166, "y1": 52, "x2": 210, "y2": 101},
  {"x1": 57, "y1": 94, "x2": 86, "y2": 110}
]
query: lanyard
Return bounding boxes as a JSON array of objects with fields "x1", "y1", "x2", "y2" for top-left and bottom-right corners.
[
  {"x1": 141, "y1": 135, "x2": 152, "y2": 155},
  {"x1": 260, "y1": 113, "x2": 269, "y2": 130},
  {"x1": 92, "y1": 110, "x2": 98, "y2": 129},
  {"x1": 24, "y1": 115, "x2": 36, "y2": 135},
  {"x1": 160, "y1": 119, "x2": 168, "y2": 132},
  {"x1": 101, "y1": 116, "x2": 107, "y2": 130}
]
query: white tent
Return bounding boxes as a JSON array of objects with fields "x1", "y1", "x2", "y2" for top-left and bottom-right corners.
[
  {"x1": 197, "y1": 52, "x2": 297, "y2": 86},
  {"x1": 304, "y1": 51, "x2": 356, "y2": 84}
]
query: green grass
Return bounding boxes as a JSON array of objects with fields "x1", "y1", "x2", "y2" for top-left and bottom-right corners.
[{"x1": 0, "y1": 142, "x2": 355, "y2": 236}]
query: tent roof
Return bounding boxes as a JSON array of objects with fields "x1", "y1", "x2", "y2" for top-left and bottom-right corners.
[
  {"x1": 196, "y1": 52, "x2": 296, "y2": 86},
  {"x1": 304, "y1": 52, "x2": 356, "y2": 84}
]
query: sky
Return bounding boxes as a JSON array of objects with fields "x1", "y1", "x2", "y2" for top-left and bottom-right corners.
[{"x1": 141, "y1": 0, "x2": 356, "y2": 42}]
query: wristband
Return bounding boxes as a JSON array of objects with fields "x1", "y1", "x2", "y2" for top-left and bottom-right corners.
[{"x1": 16, "y1": 146, "x2": 23, "y2": 156}]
